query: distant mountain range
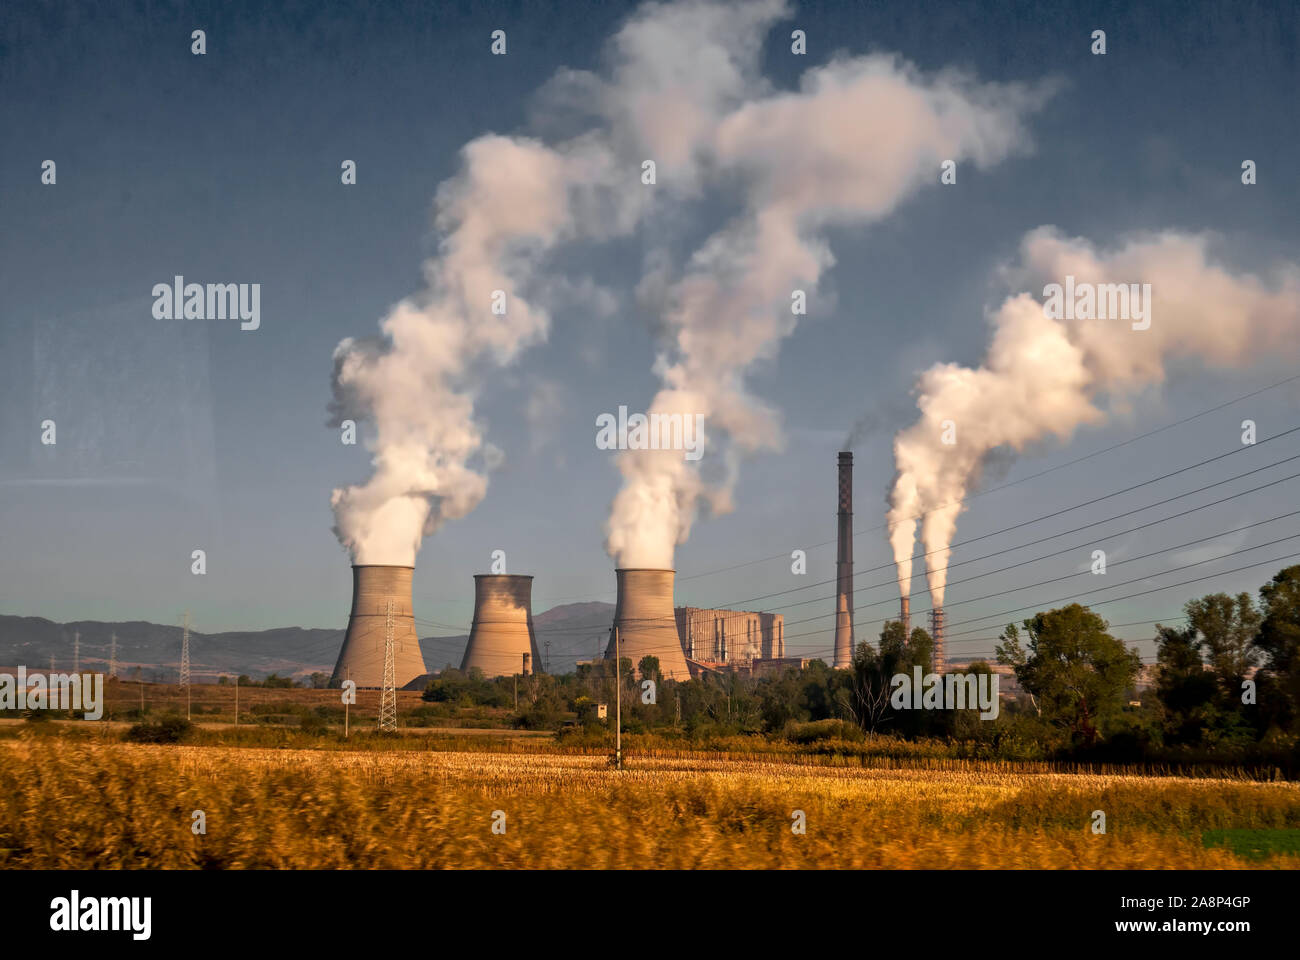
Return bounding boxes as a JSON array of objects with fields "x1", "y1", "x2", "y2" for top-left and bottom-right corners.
[{"x1": 0, "y1": 601, "x2": 615, "y2": 682}]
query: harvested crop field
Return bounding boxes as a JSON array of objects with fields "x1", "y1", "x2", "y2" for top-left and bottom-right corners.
[{"x1": 2, "y1": 740, "x2": 1297, "y2": 868}]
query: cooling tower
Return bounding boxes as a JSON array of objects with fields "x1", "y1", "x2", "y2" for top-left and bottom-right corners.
[
  {"x1": 332, "y1": 565, "x2": 428, "y2": 689},
  {"x1": 606, "y1": 568, "x2": 691, "y2": 681},
  {"x1": 833, "y1": 451, "x2": 854, "y2": 668},
  {"x1": 460, "y1": 574, "x2": 541, "y2": 679},
  {"x1": 930, "y1": 607, "x2": 946, "y2": 673}
]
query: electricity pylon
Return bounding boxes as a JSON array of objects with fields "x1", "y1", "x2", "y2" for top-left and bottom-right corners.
[
  {"x1": 179, "y1": 612, "x2": 191, "y2": 688},
  {"x1": 379, "y1": 600, "x2": 397, "y2": 732}
]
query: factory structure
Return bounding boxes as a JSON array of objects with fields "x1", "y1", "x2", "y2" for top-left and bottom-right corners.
[
  {"x1": 330, "y1": 561, "x2": 791, "y2": 686},
  {"x1": 602, "y1": 568, "x2": 790, "y2": 680},
  {"x1": 330, "y1": 451, "x2": 948, "y2": 688},
  {"x1": 677, "y1": 607, "x2": 783, "y2": 666}
]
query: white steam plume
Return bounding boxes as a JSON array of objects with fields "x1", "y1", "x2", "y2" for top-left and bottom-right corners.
[
  {"x1": 328, "y1": 0, "x2": 792, "y2": 565},
  {"x1": 889, "y1": 226, "x2": 1300, "y2": 607},
  {"x1": 329, "y1": 136, "x2": 581, "y2": 565},
  {"x1": 606, "y1": 47, "x2": 1052, "y2": 568}
]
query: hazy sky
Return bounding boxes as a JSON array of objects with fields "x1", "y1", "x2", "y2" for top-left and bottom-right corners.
[{"x1": 3, "y1": 0, "x2": 1298, "y2": 670}]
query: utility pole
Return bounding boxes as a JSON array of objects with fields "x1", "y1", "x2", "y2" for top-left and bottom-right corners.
[
  {"x1": 544, "y1": 639, "x2": 550, "y2": 674},
  {"x1": 614, "y1": 626, "x2": 622, "y2": 771},
  {"x1": 108, "y1": 633, "x2": 117, "y2": 678},
  {"x1": 379, "y1": 600, "x2": 397, "y2": 732},
  {"x1": 140, "y1": 679, "x2": 144, "y2": 715},
  {"x1": 514, "y1": 674, "x2": 518, "y2": 712},
  {"x1": 234, "y1": 673, "x2": 239, "y2": 727},
  {"x1": 73, "y1": 631, "x2": 80, "y2": 674}
]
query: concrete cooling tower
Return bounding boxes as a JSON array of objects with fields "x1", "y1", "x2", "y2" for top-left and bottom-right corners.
[
  {"x1": 460, "y1": 574, "x2": 541, "y2": 678},
  {"x1": 605, "y1": 568, "x2": 691, "y2": 681},
  {"x1": 332, "y1": 564, "x2": 428, "y2": 689}
]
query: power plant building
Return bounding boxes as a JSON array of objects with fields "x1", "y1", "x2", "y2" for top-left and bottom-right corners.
[
  {"x1": 604, "y1": 568, "x2": 787, "y2": 680},
  {"x1": 676, "y1": 607, "x2": 784, "y2": 666}
]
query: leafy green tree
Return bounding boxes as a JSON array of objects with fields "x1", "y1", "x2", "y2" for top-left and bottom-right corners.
[
  {"x1": 877, "y1": 620, "x2": 907, "y2": 666},
  {"x1": 758, "y1": 667, "x2": 810, "y2": 731},
  {"x1": 1185, "y1": 593, "x2": 1260, "y2": 693},
  {"x1": 1255, "y1": 565, "x2": 1300, "y2": 731},
  {"x1": 1154, "y1": 622, "x2": 1216, "y2": 744},
  {"x1": 906, "y1": 626, "x2": 933, "y2": 674},
  {"x1": 995, "y1": 604, "x2": 1140, "y2": 747},
  {"x1": 637, "y1": 655, "x2": 660, "y2": 682}
]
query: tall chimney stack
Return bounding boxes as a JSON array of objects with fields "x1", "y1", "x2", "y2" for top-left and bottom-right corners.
[
  {"x1": 833, "y1": 451, "x2": 854, "y2": 668},
  {"x1": 606, "y1": 568, "x2": 691, "y2": 680},
  {"x1": 930, "y1": 607, "x2": 946, "y2": 673},
  {"x1": 900, "y1": 596, "x2": 911, "y2": 637},
  {"x1": 333, "y1": 564, "x2": 428, "y2": 688},
  {"x1": 461, "y1": 574, "x2": 541, "y2": 679}
]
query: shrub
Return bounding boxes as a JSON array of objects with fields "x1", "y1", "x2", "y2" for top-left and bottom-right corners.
[
  {"x1": 784, "y1": 719, "x2": 865, "y2": 744},
  {"x1": 124, "y1": 714, "x2": 193, "y2": 744}
]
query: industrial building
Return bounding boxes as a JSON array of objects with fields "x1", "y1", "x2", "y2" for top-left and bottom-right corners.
[
  {"x1": 602, "y1": 568, "x2": 788, "y2": 680},
  {"x1": 676, "y1": 607, "x2": 784, "y2": 667}
]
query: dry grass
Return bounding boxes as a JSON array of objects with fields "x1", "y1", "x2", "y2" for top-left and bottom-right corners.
[{"x1": 2, "y1": 737, "x2": 1298, "y2": 868}]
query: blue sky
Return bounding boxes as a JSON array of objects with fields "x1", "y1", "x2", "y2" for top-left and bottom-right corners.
[{"x1": 2, "y1": 0, "x2": 1298, "y2": 667}]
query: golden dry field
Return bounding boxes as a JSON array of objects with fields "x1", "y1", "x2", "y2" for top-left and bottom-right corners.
[{"x1": 2, "y1": 737, "x2": 1298, "y2": 868}]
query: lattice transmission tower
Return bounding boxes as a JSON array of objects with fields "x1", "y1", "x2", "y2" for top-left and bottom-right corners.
[
  {"x1": 179, "y1": 612, "x2": 191, "y2": 688},
  {"x1": 378, "y1": 599, "x2": 397, "y2": 732}
]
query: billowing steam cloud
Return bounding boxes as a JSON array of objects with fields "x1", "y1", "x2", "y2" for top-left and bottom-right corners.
[
  {"x1": 889, "y1": 227, "x2": 1300, "y2": 607},
  {"x1": 604, "y1": 9, "x2": 1053, "y2": 568},
  {"x1": 329, "y1": 136, "x2": 582, "y2": 565},
  {"x1": 325, "y1": 0, "x2": 1057, "y2": 571},
  {"x1": 330, "y1": 118, "x2": 668, "y2": 563},
  {"x1": 328, "y1": 0, "x2": 775, "y2": 564}
]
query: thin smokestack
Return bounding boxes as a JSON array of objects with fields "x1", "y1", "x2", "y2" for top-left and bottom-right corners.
[
  {"x1": 834, "y1": 451, "x2": 854, "y2": 668},
  {"x1": 930, "y1": 607, "x2": 946, "y2": 673},
  {"x1": 900, "y1": 596, "x2": 910, "y2": 638}
]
